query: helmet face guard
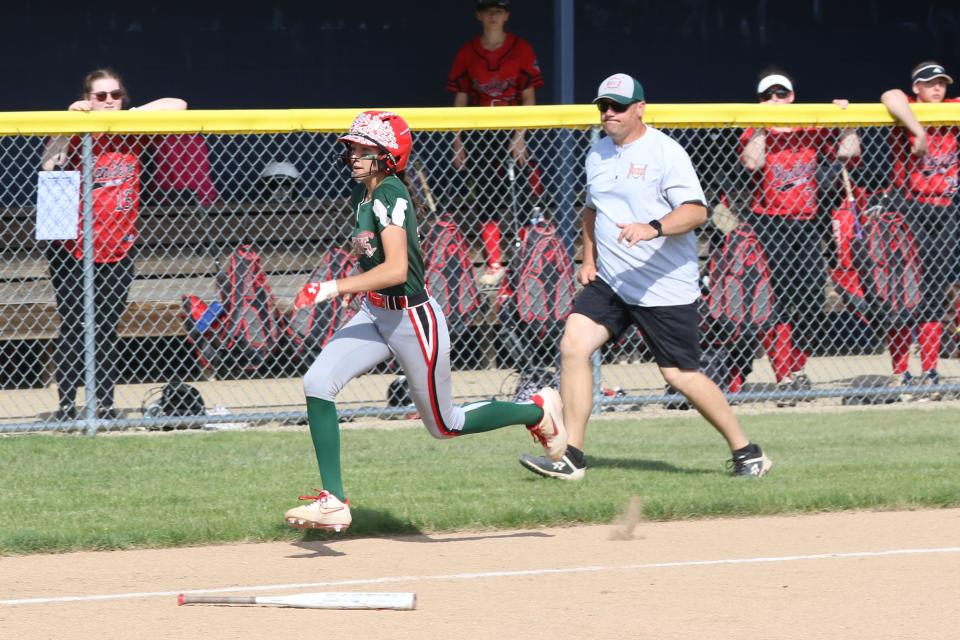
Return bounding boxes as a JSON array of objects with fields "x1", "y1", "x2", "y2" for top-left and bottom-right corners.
[
  {"x1": 338, "y1": 140, "x2": 391, "y2": 180},
  {"x1": 337, "y1": 110, "x2": 412, "y2": 178}
]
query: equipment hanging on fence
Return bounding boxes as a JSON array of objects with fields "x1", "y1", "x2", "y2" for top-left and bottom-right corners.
[
  {"x1": 831, "y1": 189, "x2": 923, "y2": 328},
  {"x1": 498, "y1": 218, "x2": 575, "y2": 371},
  {"x1": 182, "y1": 245, "x2": 285, "y2": 374},
  {"x1": 289, "y1": 247, "x2": 362, "y2": 358},
  {"x1": 216, "y1": 245, "x2": 285, "y2": 371},
  {"x1": 421, "y1": 213, "x2": 481, "y2": 338},
  {"x1": 704, "y1": 222, "x2": 776, "y2": 346},
  {"x1": 665, "y1": 224, "x2": 772, "y2": 408},
  {"x1": 701, "y1": 221, "x2": 774, "y2": 391}
]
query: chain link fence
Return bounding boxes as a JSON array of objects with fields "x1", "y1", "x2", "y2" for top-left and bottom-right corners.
[{"x1": 2, "y1": 107, "x2": 959, "y2": 433}]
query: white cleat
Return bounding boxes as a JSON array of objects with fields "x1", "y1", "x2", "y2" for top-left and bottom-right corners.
[
  {"x1": 285, "y1": 490, "x2": 352, "y2": 531},
  {"x1": 526, "y1": 387, "x2": 568, "y2": 462}
]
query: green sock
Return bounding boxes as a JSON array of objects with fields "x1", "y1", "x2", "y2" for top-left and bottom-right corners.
[
  {"x1": 306, "y1": 397, "x2": 346, "y2": 502},
  {"x1": 459, "y1": 399, "x2": 543, "y2": 435}
]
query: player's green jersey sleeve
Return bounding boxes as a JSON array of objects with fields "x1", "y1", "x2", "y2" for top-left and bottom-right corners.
[{"x1": 349, "y1": 176, "x2": 426, "y2": 297}]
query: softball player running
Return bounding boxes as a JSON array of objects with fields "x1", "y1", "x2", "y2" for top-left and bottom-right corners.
[{"x1": 284, "y1": 110, "x2": 567, "y2": 532}]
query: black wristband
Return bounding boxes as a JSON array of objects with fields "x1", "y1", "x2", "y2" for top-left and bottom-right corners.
[{"x1": 649, "y1": 218, "x2": 663, "y2": 238}]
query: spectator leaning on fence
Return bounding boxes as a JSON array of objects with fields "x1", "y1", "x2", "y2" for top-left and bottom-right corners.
[
  {"x1": 881, "y1": 61, "x2": 960, "y2": 391},
  {"x1": 39, "y1": 68, "x2": 186, "y2": 421},
  {"x1": 739, "y1": 68, "x2": 860, "y2": 406},
  {"x1": 518, "y1": 73, "x2": 772, "y2": 482},
  {"x1": 447, "y1": 0, "x2": 544, "y2": 287},
  {"x1": 283, "y1": 110, "x2": 567, "y2": 533}
]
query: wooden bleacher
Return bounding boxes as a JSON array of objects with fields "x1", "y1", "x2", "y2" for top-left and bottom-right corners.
[{"x1": 0, "y1": 198, "x2": 343, "y2": 342}]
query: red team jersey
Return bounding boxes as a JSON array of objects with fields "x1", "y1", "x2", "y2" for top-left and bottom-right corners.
[
  {"x1": 60, "y1": 134, "x2": 142, "y2": 262},
  {"x1": 891, "y1": 96, "x2": 960, "y2": 207},
  {"x1": 446, "y1": 33, "x2": 543, "y2": 106},
  {"x1": 740, "y1": 127, "x2": 833, "y2": 220}
]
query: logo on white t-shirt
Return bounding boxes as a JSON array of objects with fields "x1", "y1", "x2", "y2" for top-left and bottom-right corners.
[{"x1": 627, "y1": 163, "x2": 647, "y2": 179}]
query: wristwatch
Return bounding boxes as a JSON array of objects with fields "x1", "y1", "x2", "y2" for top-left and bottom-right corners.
[{"x1": 649, "y1": 219, "x2": 663, "y2": 238}]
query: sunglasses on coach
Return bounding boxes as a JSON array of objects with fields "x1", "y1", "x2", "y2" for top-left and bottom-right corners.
[
  {"x1": 759, "y1": 88, "x2": 791, "y2": 100},
  {"x1": 596, "y1": 100, "x2": 632, "y2": 114},
  {"x1": 89, "y1": 90, "x2": 125, "y2": 102}
]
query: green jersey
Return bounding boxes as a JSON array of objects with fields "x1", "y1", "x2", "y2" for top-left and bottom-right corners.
[{"x1": 348, "y1": 175, "x2": 425, "y2": 297}]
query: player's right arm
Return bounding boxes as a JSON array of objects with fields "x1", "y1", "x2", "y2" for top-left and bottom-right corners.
[
  {"x1": 579, "y1": 206, "x2": 598, "y2": 285},
  {"x1": 881, "y1": 88, "x2": 928, "y2": 156}
]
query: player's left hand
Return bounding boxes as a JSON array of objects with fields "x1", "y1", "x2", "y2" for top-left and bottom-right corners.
[
  {"x1": 617, "y1": 222, "x2": 658, "y2": 247},
  {"x1": 293, "y1": 280, "x2": 339, "y2": 310}
]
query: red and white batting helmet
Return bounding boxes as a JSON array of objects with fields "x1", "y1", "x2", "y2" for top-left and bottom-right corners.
[{"x1": 338, "y1": 110, "x2": 413, "y2": 174}]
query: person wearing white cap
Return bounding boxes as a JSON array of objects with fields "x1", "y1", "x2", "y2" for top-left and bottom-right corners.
[
  {"x1": 738, "y1": 67, "x2": 860, "y2": 406},
  {"x1": 518, "y1": 72, "x2": 772, "y2": 481},
  {"x1": 880, "y1": 61, "x2": 960, "y2": 392}
]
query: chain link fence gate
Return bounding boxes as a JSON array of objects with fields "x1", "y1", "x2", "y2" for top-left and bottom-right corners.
[{"x1": 1, "y1": 105, "x2": 959, "y2": 434}]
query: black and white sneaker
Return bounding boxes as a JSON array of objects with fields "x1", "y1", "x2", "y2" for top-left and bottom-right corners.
[
  {"x1": 519, "y1": 447, "x2": 586, "y2": 480},
  {"x1": 730, "y1": 444, "x2": 772, "y2": 478}
]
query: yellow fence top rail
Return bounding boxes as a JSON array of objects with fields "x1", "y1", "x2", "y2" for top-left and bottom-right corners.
[{"x1": 3, "y1": 103, "x2": 960, "y2": 135}]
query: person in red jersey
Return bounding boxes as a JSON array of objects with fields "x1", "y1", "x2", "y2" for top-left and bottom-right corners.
[
  {"x1": 881, "y1": 61, "x2": 960, "y2": 393},
  {"x1": 739, "y1": 68, "x2": 860, "y2": 405},
  {"x1": 40, "y1": 68, "x2": 186, "y2": 421},
  {"x1": 447, "y1": 0, "x2": 544, "y2": 286}
]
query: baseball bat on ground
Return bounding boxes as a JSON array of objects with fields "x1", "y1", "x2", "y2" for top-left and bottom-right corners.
[{"x1": 178, "y1": 591, "x2": 416, "y2": 610}]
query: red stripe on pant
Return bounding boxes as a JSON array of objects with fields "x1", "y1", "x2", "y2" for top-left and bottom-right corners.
[{"x1": 407, "y1": 304, "x2": 456, "y2": 436}]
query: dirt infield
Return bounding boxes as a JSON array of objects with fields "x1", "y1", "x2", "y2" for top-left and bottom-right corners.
[{"x1": 2, "y1": 509, "x2": 958, "y2": 640}]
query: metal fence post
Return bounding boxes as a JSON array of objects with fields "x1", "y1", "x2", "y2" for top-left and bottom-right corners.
[
  {"x1": 80, "y1": 134, "x2": 98, "y2": 436},
  {"x1": 591, "y1": 348, "x2": 602, "y2": 415}
]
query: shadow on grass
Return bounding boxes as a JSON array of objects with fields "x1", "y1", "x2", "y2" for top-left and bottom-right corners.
[{"x1": 583, "y1": 456, "x2": 716, "y2": 475}]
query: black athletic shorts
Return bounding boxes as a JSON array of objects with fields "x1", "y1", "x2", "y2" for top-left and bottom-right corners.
[{"x1": 572, "y1": 278, "x2": 701, "y2": 369}]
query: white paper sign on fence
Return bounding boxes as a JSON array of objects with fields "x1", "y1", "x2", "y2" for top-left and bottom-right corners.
[{"x1": 36, "y1": 171, "x2": 80, "y2": 240}]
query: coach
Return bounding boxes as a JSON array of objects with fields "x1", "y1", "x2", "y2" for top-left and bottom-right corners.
[{"x1": 519, "y1": 73, "x2": 771, "y2": 480}]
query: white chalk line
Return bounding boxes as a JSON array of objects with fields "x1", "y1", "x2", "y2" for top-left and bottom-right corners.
[{"x1": 3, "y1": 546, "x2": 959, "y2": 606}]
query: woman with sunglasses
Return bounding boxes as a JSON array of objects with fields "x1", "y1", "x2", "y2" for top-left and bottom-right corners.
[
  {"x1": 40, "y1": 68, "x2": 186, "y2": 421},
  {"x1": 283, "y1": 110, "x2": 566, "y2": 532},
  {"x1": 739, "y1": 68, "x2": 859, "y2": 405}
]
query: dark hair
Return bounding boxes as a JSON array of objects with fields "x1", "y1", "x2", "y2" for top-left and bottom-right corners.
[
  {"x1": 396, "y1": 170, "x2": 425, "y2": 218},
  {"x1": 82, "y1": 68, "x2": 130, "y2": 109}
]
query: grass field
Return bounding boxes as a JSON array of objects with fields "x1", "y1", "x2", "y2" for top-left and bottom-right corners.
[{"x1": 1, "y1": 406, "x2": 958, "y2": 555}]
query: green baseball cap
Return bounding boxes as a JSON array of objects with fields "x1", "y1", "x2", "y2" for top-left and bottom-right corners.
[{"x1": 594, "y1": 73, "x2": 645, "y2": 104}]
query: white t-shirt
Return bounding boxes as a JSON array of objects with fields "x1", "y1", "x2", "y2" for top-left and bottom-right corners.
[{"x1": 585, "y1": 126, "x2": 705, "y2": 307}]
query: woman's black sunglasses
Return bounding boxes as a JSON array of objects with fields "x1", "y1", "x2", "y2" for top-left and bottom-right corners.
[
  {"x1": 759, "y1": 88, "x2": 791, "y2": 100},
  {"x1": 596, "y1": 100, "x2": 631, "y2": 114},
  {"x1": 89, "y1": 90, "x2": 125, "y2": 102}
]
